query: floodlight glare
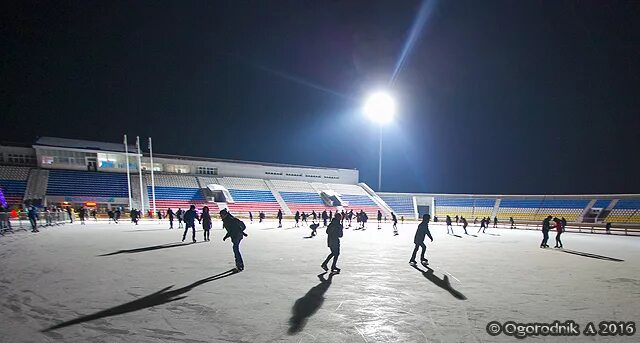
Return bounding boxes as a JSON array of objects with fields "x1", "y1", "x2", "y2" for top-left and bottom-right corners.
[{"x1": 363, "y1": 91, "x2": 396, "y2": 124}]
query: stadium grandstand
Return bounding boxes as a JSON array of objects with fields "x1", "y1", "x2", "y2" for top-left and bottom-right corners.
[{"x1": 1, "y1": 137, "x2": 639, "y2": 225}]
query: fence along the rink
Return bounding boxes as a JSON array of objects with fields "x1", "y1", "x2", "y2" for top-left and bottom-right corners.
[{"x1": 0, "y1": 209, "x2": 70, "y2": 234}]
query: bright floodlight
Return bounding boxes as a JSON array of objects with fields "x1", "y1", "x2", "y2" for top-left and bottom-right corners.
[{"x1": 363, "y1": 91, "x2": 396, "y2": 124}]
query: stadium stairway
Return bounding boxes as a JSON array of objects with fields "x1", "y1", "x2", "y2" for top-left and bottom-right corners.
[
  {"x1": 24, "y1": 169, "x2": 49, "y2": 201},
  {"x1": 358, "y1": 182, "x2": 393, "y2": 216},
  {"x1": 264, "y1": 180, "x2": 292, "y2": 215}
]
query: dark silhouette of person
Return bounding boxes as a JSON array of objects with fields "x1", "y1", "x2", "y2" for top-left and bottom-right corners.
[
  {"x1": 92, "y1": 209, "x2": 98, "y2": 221},
  {"x1": 28, "y1": 206, "x2": 39, "y2": 232},
  {"x1": 561, "y1": 217, "x2": 567, "y2": 232},
  {"x1": 509, "y1": 216, "x2": 515, "y2": 229},
  {"x1": 605, "y1": 222, "x2": 611, "y2": 234},
  {"x1": 182, "y1": 205, "x2": 199, "y2": 243},
  {"x1": 130, "y1": 208, "x2": 139, "y2": 225},
  {"x1": 167, "y1": 208, "x2": 175, "y2": 229},
  {"x1": 114, "y1": 208, "x2": 121, "y2": 223},
  {"x1": 294, "y1": 211, "x2": 300, "y2": 227},
  {"x1": 321, "y1": 210, "x2": 328, "y2": 227},
  {"x1": 446, "y1": 215, "x2": 453, "y2": 234},
  {"x1": 377, "y1": 210, "x2": 382, "y2": 228},
  {"x1": 259, "y1": 211, "x2": 265, "y2": 223},
  {"x1": 107, "y1": 209, "x2": 115, "y2": 224},
  {"x1": 249, "y1": 211, "x2": 253, "y2": 223},
  {"x1": 554, "y1": 217, "x2": 563, "y2": 248},
  {"x1": 309, "y1": 222, "x2": 319, "y2": 237},
  {"x1": 493, "y1": 216, "x2": 498, "y2": 228},
  {"x1": 66, "y1": 206, "x2": 73, "y2": 223},
  {"x1": 410, "y1": 214, "x2": 433, "y2": 265},
  {"x1": 301, "y1": 212, "x2": 308, "y2": 226},
  {"x1": 540, "y1": 215, "x2": 552, "y2": 248},
  {"x1": 455, "y1": 215, "x2": 459, "y2": 225},
  {"x1": 176, "y1": 208, "x2": 184, "y2": 228},
  {"x1": 461, "y1": 217, "x2": 468, "y2": 234},
  {"x1": 341, "y1": 210, "x2": 346, "y2": 226},
  {"x1": 477, "y1": 217, "x2": 487, "y2": 234},
  {"x1": 311, "y1": 210, "x2": 317, "y2": 224},
  {"x1": 392, "y1": 212, "x2": 398, "y2": 235},
  {"x1": 288, "y1": 272, "x2": 335, "y2": 334},
  {"x1": 201, "y1": 206, "x2": 212, "y2": 241},
  {"x1": 360, "y1": 210, "x2": 368, "y2": 230},
  {"x1": 347, "y1": 210, "x2": 353, "y2": 227},
  {"x1": 277, "y1": 209, "x2": 283, "y2": 228},
  {"x1": 220, "y1": 209, "x2": 248, "y2": 271},
  {"x1": 79, "y1": 206, "x2": 86, "y2": 225},
  {"x1": 321, "y1": 213, "x2": 343, "y2": 273},
  {"x1": 329, "y1": 210, "x2": 332, "y2": 221}
]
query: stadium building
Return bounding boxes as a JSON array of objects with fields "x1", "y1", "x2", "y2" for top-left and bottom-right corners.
[{"x1": 1, "y1": 136, "x2": 639, "y2": 225}]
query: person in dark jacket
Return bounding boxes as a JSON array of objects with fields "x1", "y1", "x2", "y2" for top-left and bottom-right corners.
[
  {"x1": 107, "y1": 209, "x2": 115, "y2": 224},
  {"x1": 311, "y1": 210, "x2": 317, "y2": 224},
  {"x1": 493, "y1": 216, "x2": 498, "y2": 228},
  {"x1": 377, "y1": 210, "x2": 382, "y2": 229},
  {"x1": 509, "y1": 217, "x2": 515, "y2": 229},
  {"x1": 329, "y1": 210, "x2": 333, "y2": 221},
  {"x1": 347, "y1": 210, "x2": 353, "y2": 227},
  {"x1": 156, "y1": 210, "x2": 163, "y2": 221},
  {"x1": 249, "y1": 212, "x2": 253, "y2": 223},
  {"x1": 79, "y1": 206, "x2": 86, "y2": 225},
  {"x1": 201, "y1": 206, "x2": 212, "y2": 241},
  {"x1": 301, "y1": 211, "x2": 308, "y2": 226},
  {"x1": 461, "y1": 216, "x2": 469, "y2": 235},
  {"x1": 321, "y1": 213, "x2": 343, "y2": 273},
  {"x1": 410, "y1": 214, "x2": 433, "y2": 265},
  {"x1": 66, "y1": 206, "x2": 73, "y2": 223},
  {"x1": 114, "y1": 208, "x2": 121, "y2": 223},
  {"x1": 28, "y1": 206, "x2": 39, "y2": 233},
  {"x1": 360, "y1": 210, "x2": 368, "y2": 230},
  {"x1": 277, "y1": 209, "x2": 283, "y2": 228},
  {"x1": 176, "y1": 208, "x2": 184, "y2": 228},
  {"x1": 477, "y1": 217, "x2": 487, "y2": 234},
  {"x1": 294, "y1": 211, "x2": 300, "y2": 227},
  {"x1": 259, "y1": 211, "x2": 265, "y2": 223},
  {"x1": 167, "y1": 208, "x2": 175, "y2": 229},
  {"x1": 391, "y1": 212, "x2": 398, "y2": 235},
  {"x1": 540, "y1": 215, "x2": 552, "y2": 248},
  {"x1": 605, "y1": 222, "x2": 611, "y2": 234},
  {"x1": 322, "y1": 210, "x2": 328, "y2": 227},
  {"x1": 220, "y1": 209, "x2": 248, "y2": 271},
  {"x1": 182, "y1": 205, "x2": 199, "y2": 243},
  {"x1": 446, "y1": 215, "x2": 453, "y2": 234}
]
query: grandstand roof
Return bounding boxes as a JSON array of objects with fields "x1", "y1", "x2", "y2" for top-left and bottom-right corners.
[{"x1": 34, "y1": 137, "x2": 137, "y2": 153}]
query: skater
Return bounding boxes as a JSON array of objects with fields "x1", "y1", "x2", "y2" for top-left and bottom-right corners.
[
  {"x1": 156, "y1": 210, "x2": 163, "y2": 221},
  {"x1": 259, "y1": 211, "x2": 265, "y2": 223},
  {"x1": 78, "y1": 206, "x2": 86, "y2": 225},
  {"x1": 182, "y1": 205, "x2": 199, "y2": 243},
  {"x1": 309, "y1": 222, "x2": 320, "y2": 237},
  {"x1": 91, "y1": 209, "x2": 98, "y2": 222},
  {"x1": 477, "y1": 217, "x2": 487, "y2": 234},
  {"x1": 445, "y1": 215, "x2": 453, "y2": 234},
  {"x1": 540, "y1": 215, "x2": 552, "y2": 248},
  {"x1": 347, "y1": 209, "x2": 353, "y2": 227},
  {"x1": 167, "y1": 208, "x2": 175, "y2": 229},
  {"x1": 321, "y1": 213, "x2": 343, "y2": 273},
  {"x1": 391, "y1": 212, "x2": 398, "y2": 235},
  {"x1": 410, "y1": 214, "x2": 433, "y2": 265},
  {"x1": 201, "y1": 206, "x2": 212, "y2": 241},
  {"x1": 130, "y1": 208, "x2": 139, "y2": 225},
  {"x1": 107, "y1": 209, "x2": 115, "y2": 224},
  {"x1": 605, "y1": 222, "x2": 611, "y2": 234},
  {"x1": 401, "y1": 216, "x2": 404, "y2": 225},
  {"x1": 493, "y1": 216, "x2": 498, "y2": 228},
  {"x1": 301, "y1": 212, "x2": 308, "y2": 226},
  {"x1": 249, "y1": 212, "x2": 253, "y2": 223},
  {"x1": 329, "y1": 210, "x2": 333, "y2": 221},
  {"x1": 28, "y1": 205, "x2": 39, "y2": 232},
  {"x1": 455, "y1": 215, "x2": 459, "y2": 226},
  {"x1": 114, "y1": 208, "x2": 121, "y2": 223},
  {"x1": 66, "y1": 206, "x2": 73, "y2": 223},
  {"x1": 561, "y1": 217, "x2": 567, "y2": 232},
  {"x1": 377, "y1": 210, "x2": 382, "y2": 229},
  {"x1": 341, "y1": 210, "x2": 346, "y2": 226},
  {"x1": 220, "y1": 209, "x2": 248, "y2": 271},
  {"x1": 322, "y1": 210, "x2": 328, "y2": 227},
  {"x1": 473, "y1": 217, "x2": 477, "y2": 225},
  {"x1": 461, "y1": 216, "x2": 469, "y2": 234},
  {"x1": 277, "y1": 209, "x2": 283, "y2": 228},
  {"x1": 553, "y1": 217, "x2": 563, "y2": 248},
  {"x1": 294, "y1": 211, "x2": 300, "y2": 227},
  {"x1": 509, "y1": 216, "x2": 515, "y2": 229},
  {"x1": 176, "y1": 208, "x2": 184, "y2": 228},
  {"x1": 360, "y1": 210, "x2": 368, "y2": 230}
]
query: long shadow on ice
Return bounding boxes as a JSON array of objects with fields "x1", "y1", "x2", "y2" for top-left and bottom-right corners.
[
  {"x1": 98, "y1": 241, "x2": 202, "y2": 256},
  {"x1": 411, "y1": 265, "x2": 467, "y2": 300},
  {"x1": 560, "y1": 249, "x2": 624, "y2": 262},
  {"x1": 288, "y1": 272, "x2": 335, "y2": 334},
  {"x1": 42, "y1": 269, "x2": 237, "y2": 332}
]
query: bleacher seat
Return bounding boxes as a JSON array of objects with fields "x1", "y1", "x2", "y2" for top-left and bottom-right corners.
[
  {"x1": 47, "y1": 170, "x2": 128, "y2": 198},
  {"x1": 280, "y1": 191, "x2": 333, "y2": 213},
  {"x1": 531, "y1": 199, "x2": 590, "y2": 221},
  {"x1": 607, "y1": 199, "x2": 640, "y2": 223},
  {"x1": 147, "y1": 185, "x2": 215, "y2": 212},
  {"x1": 435, "y1": 198, "x2": 475, "y2": 219},
  {"x1": 496, "y1": 199, "x2": 544, "y2": 221},
  {"x1": 226, "y1": 189, "x2": 281, "y2": 214},
  {"x1": 0, "y1": 166, "x2": 30, "y2": 207},
  {"x1": 340, "y1": 194, "x2": 380, "y2": 217},
  {"x1": 379, "y1": 195, "x2": 415, "y2": 216}
]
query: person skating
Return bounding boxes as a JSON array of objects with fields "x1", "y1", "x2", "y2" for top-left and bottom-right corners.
[
  {"x1": 91, "y1": 209, "x2": 98, "y2": 222},
  {"x1": 455, "y1": 215, "x2": 459, "y2": 226},
  {"x1": 509, "y1": 216, "x2": 515, "y2": 229},
  {"x1": 249, "y1": 211, "x2": 253, "y2": 223},
  {"x1": 277, "y1": 209, "x2": 283, "y2": 228},
  {"x1": 311, "y1": 210, "x2": 317, "y2": 224},
  {"x1": 360, "y1": 210, "x2": 368, "y2": 230},
  {"x1": 391, "y1": 212, "x2": 398, "y2": 236},
  {"x1": 341, "y1": 210, "x2": 346, "y2": 226},
  {"x1": 553, "y1": 217, "x2": 563, "y2": 248},
  {"x1": 66, "y1": 206, "x2": 73, "y2": 223},
  {"x1": 107, "y1": 209, "x2": 115, "y2": 224},
  {"x1": 182, "y1": 205, "x2": 199, "y2": 243},
  {"x1": 167, "y1": 208, "x2": 175, "y2": 229},
  {"x1": 561, "y1": 217, "x2": 567, "y2": 232},
  {"x1": 377, "y1": 210, "x2": 382, "y2": 229},
  {"x1": 259, "y1": 211, "x2": 265, "y2": 223},
  {"x1": 28, "y1": 205, "x2": 39, "y2": 233},
  {"x1": 401, "y1": 216, "x2": 404, "y2": 225},
  {"x1": 477, "y1": 217, "x2": 487, "y2": 234},
  {"x1": 156, "y1": 210, "x2": 163, "y2": 222},
  {"x1": 445, "y1": 215, "x2": 453, "y2": 234},
  {"x1": 493, "y1": 216, "x2": 498, "y2": 228},
  {"x1": 321, "y1": 213, "x2": 343, "y2": 273},
  {"x1": 176, "y1": 208, "x2": 184, "y2": 228},
  {"x1": 309, "y1": 222, "x2": 320, "y2": 237},
  {"x1": 322, "y1": 210, "x2": 328, "y2": 227},
  {"x1": 605, "y1": 222, "x2": 611, "y2": 234},
  {"x1": 301, "y1": 212, "x2": 308, "y2": 226},
  {"x1": 220, "y1": 209, "x2": 248, "y2": 271},
  {"x1": 329, "y1": 210, "x2": 333, "y2": 221},
  {"x1": 114, "y1": 208, "x2": 121, "y2": 223},
  {"x1": 461, "y1": 216, "x2": 469, "y2": 234},
  {"x1": 79, "y1": 206, "x2": 86, "y2": 225},
  {"x1": 294, "y1": 211, "x2": 300, "y2": 227},
  {"x1": 347, "y1": 210, "x2": 353, "y2": 227},
  {"x1": 540, "y1": 215, "x2": 552, "y2": 248},
  {"x1": 201, "y1": 206, "x2": 212, "y2": 242},
  {"x1": 410, "y1": 214, "x2": 433, "y2": 265}
]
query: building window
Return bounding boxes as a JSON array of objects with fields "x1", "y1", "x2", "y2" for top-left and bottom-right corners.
[
  {"x1": 285, "y1": 173, "x2": 302, "y2": 177},
  {"x1": 197, "y1": 166, "x2": 218, "y2": 175},
  {"x1": 265, "y1": 171, "x2": 283, "y2": 176}
]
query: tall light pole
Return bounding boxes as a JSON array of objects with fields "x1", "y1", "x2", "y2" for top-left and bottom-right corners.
[{"x1": 363, "y1": 91, "x2": 396, "y2": 191}]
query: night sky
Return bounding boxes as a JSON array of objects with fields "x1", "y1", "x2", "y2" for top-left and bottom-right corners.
[{"x1": 2, "y1": 1, "x2": 639, "y2": 194}]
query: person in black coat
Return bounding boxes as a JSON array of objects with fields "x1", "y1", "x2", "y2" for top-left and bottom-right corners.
[
  {"x1": 322, "y1": 210, "x2": 328, "y2": 227},
  {"x1": 321, "y1": 213, "x2": 343, "y2": 273},
  {"x1": 220, "y1": 209, "x2": 248, "y2": 271},
  {"x1": 391, "y1": 212, "x2": 398, "y2": 235},
  {"x1": 176, "y1": 208, "x2": 184, "y2": 228},
  {"x1": 167, "y1": 208, "x2": 175, "y2": 229},
  {"x1": 540, "y1": 215, "x2": 552, "y2": 248},
  {"x1": 182, "y1": 205, "x2": 199, "y2": 243},
  {"x1": 377, "y1": 210, "x2": 382, "y2": 228},
  {"x1": 201, "y1": 206, "x2": 212, "y2": 241},
  {"x1": 410, "y1": 214, "x2": 433, "y2": 265},
  {"x1": 294, "y1": 211, "x2": 300, "y2": 227},
  {"x1": 277, "y1": 209, "x2": 283, "y2": 228}
]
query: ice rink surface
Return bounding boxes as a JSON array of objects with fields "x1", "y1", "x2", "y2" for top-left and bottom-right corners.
[{"x1": 1, "y1": 219, "x2": 639, "y2": 343}]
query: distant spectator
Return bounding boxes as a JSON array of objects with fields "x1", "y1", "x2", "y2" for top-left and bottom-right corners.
[
  {"x1": 509, "y1": 217, "x2": 515, "y2": 229},
  {"x1": 201, "y1": 206, "x2": 212, "y2": 242},
  {"x1": 605, "y1": 222, "x2": 611, "y2": 234},
  {"x1": 176, "y1": 208, "x2": 184, "y2": 228},
  {"x1": 493, "y1": 216, "x2": 498, "y2": 228},
  {"x1": 277, "y1": 209, "x2": 283, "y2": 228},
  {"x1": 28, "y1": 206, "x2": 39, "y2": 233}
]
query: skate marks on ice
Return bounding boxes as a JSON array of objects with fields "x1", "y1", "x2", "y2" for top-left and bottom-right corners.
[
  {"x1": 41, "y1": 269, "x2": 238, "y2": 332},
  {"x1": 556, "y1": 249, "x2": 624, "y2": 262},
  {"x1": 288, "y1": 272, "x2": 336, "y2": 334},
  {"x1": 98, "y1": 241, "x2": 204, "y2": 256},
  {"x1": 410, "y1": 265, "x2": 467, "y2": 300}
]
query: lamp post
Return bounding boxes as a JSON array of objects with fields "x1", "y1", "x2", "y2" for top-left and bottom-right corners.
[{"x1": 363, "y1": 91, "x2": 396, "y2": 191}]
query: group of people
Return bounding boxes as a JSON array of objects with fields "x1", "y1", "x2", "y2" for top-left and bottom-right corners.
[{"x1": 540, "y1": 216, "x2": 566, "y2": 248}]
